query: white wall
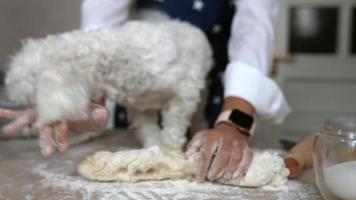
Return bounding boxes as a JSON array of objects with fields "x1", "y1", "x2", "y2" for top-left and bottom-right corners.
[{"x1": 0, "y1": 0, "x2": 83, "y2": 73}]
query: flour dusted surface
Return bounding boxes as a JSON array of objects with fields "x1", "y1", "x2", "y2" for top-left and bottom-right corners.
[
  {"x1": 78, "y1": 146, "x2": 289, "y2": 190},
  {"x1": 0, "y1": 130, "x2": 322, "y2": 200}
]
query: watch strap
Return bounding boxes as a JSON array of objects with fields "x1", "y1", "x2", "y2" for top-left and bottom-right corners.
[{"x1": 215, "y1": 109, "x2": 255, "y2": 136}]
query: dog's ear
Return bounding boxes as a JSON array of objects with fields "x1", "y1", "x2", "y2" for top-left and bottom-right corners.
[{"x1": 35, "y1": 68, "x2": 90, "y2": 126}]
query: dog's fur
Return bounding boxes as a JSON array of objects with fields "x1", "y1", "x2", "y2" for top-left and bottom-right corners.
[{"x1": 5, "y1": 19, "x2": 213, "y2": 150}]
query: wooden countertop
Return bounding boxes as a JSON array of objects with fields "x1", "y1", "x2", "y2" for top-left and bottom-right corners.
[{"x1": 0, "y1": 130, "x2": 322, "y2": 200}]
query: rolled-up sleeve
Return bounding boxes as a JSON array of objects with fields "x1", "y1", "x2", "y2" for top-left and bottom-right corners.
[
  {"x1": 81, "y1": 0, "x2": 132, "y2": 31},
  {"x1": 225, "y1": 0, "x2": 291, "y2": 124}
]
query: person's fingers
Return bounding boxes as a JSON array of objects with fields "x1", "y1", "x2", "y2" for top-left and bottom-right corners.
[
  {"x1": 238, "y1": 148, "x2": 253, "y2": 177},
  {"x1": 222, "y1": 141, "x2": 243, "y2": 180},
  {"x1": 207, "y1": 138, "x2": 233, "y2": 181},
  {"x1": 185, "y1": 130, "x2": 208, "y2": 159},
  {"x1": 0, "y1": 108, "x2": 25, "y2": 119},
  {"x1": 68, "y1": 106, "x2": 109, "y2": 133},
  {"x1": 197, "y1": 138, "x2": 219, "y2": 181},
  {"x1": 233, "y1": 146, "x2": 253, "y2": 178},
  {"x1": 54, "y1": 121, "x2": 69, "y2": 152},
  {"x1": 2, "y1": 121, "x2": 26, "y2": 134},
  {"x1": 89, "y1": 106, "x2": 109, "y2": 129},
  {"x1": 90, "y1": 102, "x2": 106, "y2": 108},
  {"x1": 2, "y1": 112, "x2": 34, "y2": 134},
  {"x1": 39, "y1": 125, "x2": 54, "y2": 157}
]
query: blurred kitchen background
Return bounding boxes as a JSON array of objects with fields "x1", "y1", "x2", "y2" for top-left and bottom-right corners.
[
  {"x1": 0, "y1": 0, "x2": 82, "y2": 76},
  {"x1": 274, "y1": 0, "x2": 356, "y2": 146},
  {"x1": 0, "y1": 0, "x2": 355, "y2": 148}
]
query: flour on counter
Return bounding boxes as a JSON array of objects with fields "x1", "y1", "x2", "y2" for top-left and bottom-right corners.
[
  {"x1": 32, "y1": 162, "x2": 319, "y2": 200},
  {"x1": 78, "y1": 146, "x2": 289, "y2": 190},
  {"x1": 0, "y1": 130, "x2": 322, "y2": 200}
]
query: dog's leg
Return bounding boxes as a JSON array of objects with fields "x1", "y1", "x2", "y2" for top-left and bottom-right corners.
[
  {"x1": 129, "y1": 109, "x2": 162, "y2": 148},
  {"x1": 189, "y1": 88, "x2": 209, "y2": 135},
  {"x1": 160, "y1": 94, "x2": 199, "y2": 151}
]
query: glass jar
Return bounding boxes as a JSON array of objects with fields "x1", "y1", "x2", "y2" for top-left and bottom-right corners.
[{"x1": 313, "y1": 117, "x2": 356, "y2": 200}]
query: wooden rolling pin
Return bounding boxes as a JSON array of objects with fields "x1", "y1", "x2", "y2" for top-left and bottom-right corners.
[{"x1": 283, "y1": 134, "x2": 315, "y2": 178}]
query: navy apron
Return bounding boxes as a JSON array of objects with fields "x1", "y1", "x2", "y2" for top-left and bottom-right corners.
[{"x1": 115, "y1": 0, "x2": 235, "y2": 128}]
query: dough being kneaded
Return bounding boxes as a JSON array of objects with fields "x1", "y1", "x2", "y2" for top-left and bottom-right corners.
[
  {"x1": 78, "y1": 146, "x2": 195, "y2": 182},
  {"x1": 78, "y1": 146, "x2": 289, "y2": 190}
]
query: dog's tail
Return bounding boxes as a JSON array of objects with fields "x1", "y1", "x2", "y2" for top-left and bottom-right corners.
[{"x1": 34, "y1": 68, "x2": 90, "y2": 126}]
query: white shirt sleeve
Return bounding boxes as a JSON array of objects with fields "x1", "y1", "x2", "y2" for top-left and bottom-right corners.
[
  {"x1": 81, "y1": 0, "x2": 132, "y2": 31},
  {"x1": 224, "y1": 0, "x2": 291, "y2": 125}
]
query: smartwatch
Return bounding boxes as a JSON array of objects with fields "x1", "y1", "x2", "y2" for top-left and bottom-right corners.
[{"x1": 214, "y1": 109, "x2": 255, "y2": 136}]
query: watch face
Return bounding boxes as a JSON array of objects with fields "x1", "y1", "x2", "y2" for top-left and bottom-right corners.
[{"x1": 229, "y1": 109, "x2": 254, "y2": 130}]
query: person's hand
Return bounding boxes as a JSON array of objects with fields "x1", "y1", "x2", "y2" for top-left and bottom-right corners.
[
  {"x1": 0, "y1": 103, "x2": 108, "y2": 157},
  {"x1": 186, "y1": 123, "x2": 253, "y2": 182}
]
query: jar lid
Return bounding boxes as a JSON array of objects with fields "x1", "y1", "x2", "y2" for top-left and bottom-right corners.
[{"x1": 325, "y1": 117, "x2": 356, "y2": 132}]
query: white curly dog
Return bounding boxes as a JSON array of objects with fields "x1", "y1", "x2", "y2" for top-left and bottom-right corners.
[{"x1": 5, "y1": 17, "x2": 212, "y2": 150}]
